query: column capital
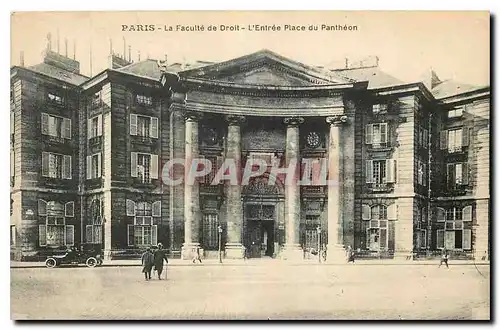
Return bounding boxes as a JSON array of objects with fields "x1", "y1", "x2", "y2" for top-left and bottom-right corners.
[
  {"x1": 326, "y1": 115, "x2": 348, "y2": 126},
  {"x1": 225, "y1": 115, "x2": 246, "y2": 126},
  {"x1": 184, "y1": 111, "x2": 203, "y2": 122},
  {"x1": 283, "y1": 116, "x2": 304, "y2": 126}
]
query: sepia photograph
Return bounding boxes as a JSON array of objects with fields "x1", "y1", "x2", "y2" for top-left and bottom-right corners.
[{"x1": 9, "y1": 10, "x2": 490, "y2": 320}]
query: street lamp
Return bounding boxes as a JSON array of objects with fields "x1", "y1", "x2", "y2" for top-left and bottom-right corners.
[
  {"x1": 316, "y1": 226, "x2": 321, "y2": 263},
  {"x1": 218, "y1": 225, "x2": 223, "y2": 263}
]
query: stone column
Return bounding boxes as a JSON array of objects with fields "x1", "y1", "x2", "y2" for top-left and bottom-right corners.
[
  {"x1": 181, "y1": 112, "x2": 201, "y2": 259},
  {"x1": 225, "y1": 115, "x2": 246, "y2": 258},
  {"x1": 281, "y1": 117, "x2": 304, "y2": 260},
  {"x1": 326, "y1": 115, "x2": 348, "y2": 262}
]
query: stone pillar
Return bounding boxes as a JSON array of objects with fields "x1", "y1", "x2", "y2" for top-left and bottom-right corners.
[
  {"x1": 326, "y1": 115, "x2": 348, "y2": 262},
  {"x1": 281, "y1": 117, "x2": 304, "y2": 260},
  {"x1": 225, "y1": 115, "x2": 246, "y2": 258},
  {"x1": 181, "y1": 112, "x2": 201, "y2": 259}
]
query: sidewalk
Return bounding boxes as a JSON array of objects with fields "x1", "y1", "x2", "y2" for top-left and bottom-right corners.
[{"x1": 10, "y1": 258, "x2": 490, "y2": 269}]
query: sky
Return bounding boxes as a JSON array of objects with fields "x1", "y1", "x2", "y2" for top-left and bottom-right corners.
[{"x1": 11, "y1": 11, "x2": 490, "y2": 86}]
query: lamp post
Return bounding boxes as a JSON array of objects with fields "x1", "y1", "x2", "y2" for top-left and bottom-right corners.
[
  {"x1": 218, "y1": 225, "x2": 223, "y2": 263},
  {"x1": 316, "y1": 226, "x2": 321, "y2": 263}
]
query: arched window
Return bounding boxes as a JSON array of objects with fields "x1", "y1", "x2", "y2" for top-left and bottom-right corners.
[{"x1": 86, "y1": 199, "x2": 103, "y2": 244}]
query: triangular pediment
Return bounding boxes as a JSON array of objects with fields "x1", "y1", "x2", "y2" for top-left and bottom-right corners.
[{"x1": 179, "y1": 49, "x2": 350, "y2": 86}]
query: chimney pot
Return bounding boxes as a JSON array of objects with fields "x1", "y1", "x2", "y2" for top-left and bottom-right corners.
[{"x1": 20, "y1": 51, "x2": 24, "y2": 67}]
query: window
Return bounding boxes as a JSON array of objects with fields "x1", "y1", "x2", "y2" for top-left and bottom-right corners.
[
  {"x1": 131, "y1": 152, "x2": 158, "y2": 182},
  {"x1": 42, "y1": 152, "x2": 72, "y2": 179},
  {"x1": 10, "y1": 225, "x2": 15, "y2": 246},
  {"x1": 92, "y1": 91, "x2": 102, "y2": 107},
  {"x1": 448, "y1": 106, "x2": 464, "y2": 119},
  {"x1": 88, "y1": 115, "x2": 102, "y2": 139},
  {"x1": 436, "y1": 206, "x2": 472, "y2": 250},
  {"x1": 366, "y1": 159, "x2": 397, "y2": 185},
  {"x1": 202, "y1": 156, "x2": 217, "y2": 185},
  {"x1": 41, "y1": 113, "x2": 71, "y2": 139},
  {"x1": 416, "y1": 229, "x2": 427, "y2": 249},
  {"x1": 418, "y1": 126, "x2": 429, "y2": 149},
  {"x1": 362, "y1": 204, "x2": 396, "y2": 252},
  {"x1": 86, "y1": 199, "x2": 103, "y2": 244},
  {"x1": 304, "y1": 215, "x2": 320, "y2": 250},
  {"x1": 365, "y1": 123, "x2": 388, "y2": 148},
  {"x1": 417, "y1": 159, "x2": 427, "y2": 186},
  {"x1": 372, "y1": 104, "x2": 388, "y2": 114},
  {"x1": 203, "y1": 214, "x2": 219, "y2": 250},
  {"x1": 440, "y1": 128, "x2": 470, "y2": 151},
  {"x1": 126, "y1": 200, "x2": 160, "y2": 247},
  {"x1": 38, "y1": 200, "x2": 74, "y2": 247},
  {"x1": 130, "y1": 114, "x2": 158, "y2": 138},
  {"x1": 136, "y1": 94, "x2": 153, "y2": 106},
  {"x1": 86, "y1": 153, "x2": 102, "y2": 179},
  {"x1": 447, "y1": 163, "x2": 469, "y2": 188},
  {"x1": 47, "y1": 92, "x2": 64, "y2": 105}
]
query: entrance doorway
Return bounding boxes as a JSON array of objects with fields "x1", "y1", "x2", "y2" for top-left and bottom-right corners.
[{"x1": 246, "y1": 220, "x2": 274, "y2": 258}]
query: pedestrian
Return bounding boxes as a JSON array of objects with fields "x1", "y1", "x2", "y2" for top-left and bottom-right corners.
[
  {"x1": 141, "y1": 247, "x2": 154, "y2": 280},
  {"x1": 192, "y1": 246, "x2": 202, "y2": 263},
  {"x1": 346, "y1": 245, "x2": 355, "y2": 263},
  {"x1": 439, "y1": 248, "x2": 449, "y2": 268},
  {"x1": 153, "y1": 243, "x2": 169, "y2": 280}
]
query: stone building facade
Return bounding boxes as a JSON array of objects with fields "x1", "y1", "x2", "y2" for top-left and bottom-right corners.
[{"x1": 10, "y1": 47, "x2": 490, "y2": 261}]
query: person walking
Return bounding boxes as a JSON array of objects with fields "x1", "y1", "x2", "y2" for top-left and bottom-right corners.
[
  {"x1": 439, "y1": 248, "x2": 449, "y2": 268},
  {"x1": 141, "y1": 247, "x2": 154, "y2": 280},
  {"x1": 346, "y1": 245, "x2": 355, "y2": 263},
  {"x1": 153, "y1": 243, "x2": 169, "y2": 280},
  {"x1": 192, "y1": 246, "x2": 202, "y2": 264}
]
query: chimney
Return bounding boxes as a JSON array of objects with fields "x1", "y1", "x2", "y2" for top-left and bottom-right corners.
[
  {"x1": 73, "y1": 40, "x2": 76, "y2": 60},
  {"x1": 345, "y1": 58, "x2": 349, "y2": 69},
  {"x1": 123, "y1": 37, "x2": 126, "y2": 60},
  {"x1": 20, "y1": 51, "x2": 24, "y2": 67},
  {"x1": 47, "y1": 33, "x2": 52, "y2": 51},
  {"x1": 128, "y1": 45, "x2": 131, "y2": 62},
  {"x1": 420, "y1": 67, "x2": 442, "y2": 90},
  {"x1": 109, "y1": 39, "x2": 113, "y2": 55}
]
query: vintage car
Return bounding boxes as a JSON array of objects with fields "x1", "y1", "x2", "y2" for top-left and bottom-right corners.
[{"x1": 45, "y1": 244, "x2": 103, "y2": 268}]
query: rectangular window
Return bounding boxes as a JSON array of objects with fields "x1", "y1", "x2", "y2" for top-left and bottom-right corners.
[
  {"x1": 42, "y1": 152, "x2": 71, "y2": 179},
  {"x1": 137, "y1": 154, "x2": 151, "y2": 183},
  {"x1": 137, "y1": 115, "x2": 151, "y2": 137},
  {"x1": 86, "y1": 225, "x2": 102, "y2": 244},
  {"x1": 88, "y1": 115, "x2": 102, "y2": 139},
  {"x1": 88, "y1": 153, "x2": 102, "y2": 179},
  {"x1": 47, "y1": 92, "x2": 64, "y2": 105},
  {"x1": 10, "y1": 225, "x2": 15, "y2": 246},
  {"x1": 365, "y1": 123, "x2": 388, "y2": 147},
  {"x1": 440, "y1": 207, "x2": 471, "y2": 250},
  {"x1": 372, "y1": 104, "x2": 388, "y2": 114},
  {"x1": 448, "y1": 129, "x2": 463, "y2": 152},
  {"x1": 448, "y1": 107, "x2": 464, "y2": 119},
  {"x1": 447, "y1": 163, "x2": 469, "y2": 188},
  {"x1": 203, "y1": 214, "x2": 219, "y2": 250},
  {"x1": 41, "y1": 113, "x2": 71, "y2": 139},
  {"x1": 92, "y1": 91, "x2": 102, "y2": 107},
  {"x1": 373, "y1": 160, "x2": 387, "y2": 184},
  {"x1": 136, "y1": 94, "x2": 153, "y2": 106}
]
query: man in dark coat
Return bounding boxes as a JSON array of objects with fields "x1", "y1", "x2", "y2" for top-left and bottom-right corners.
[
  {"x1": 153, "y1": 243, "x2": 169, "y2": 280},
  {"x1": 439, "y1": 248, "x2": 449, "y2": 268},
  {"x1": 141, "y1": 247, "x2": 154, "y2": 280}
]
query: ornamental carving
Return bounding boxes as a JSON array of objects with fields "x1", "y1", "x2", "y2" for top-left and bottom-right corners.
[
  {"x1": 326, "y1": 115, "x2": 348, "y2": 126},
  {"x1": 226, "y1": 115, "x2": 246, "y2": 126},
  {"x1": 243, "y1": 176, "x2": 280, "y2": 195},
  {"x1": 283, "y1": 116, "x2": 305, "y2": 126},
  {"x1": 184, "y1": 111, "x2": 203, "y2": 122}
]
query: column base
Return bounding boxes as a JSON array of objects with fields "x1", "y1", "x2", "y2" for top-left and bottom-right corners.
[
  {"x1": 280, "y1": 244, "x2": 304, "y2": 261},
  {"x1": 325, "y1": 244, "x2": 346, "y2": 264},
  {"x1": 181, "y1": 243, "x2": 202, "y2": 260},
  {"x1": 225, "y1": 243, "x2": 245, "y2": 259}
]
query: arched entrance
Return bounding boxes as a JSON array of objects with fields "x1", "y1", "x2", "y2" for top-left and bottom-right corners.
[{"x1": 242, "y1": 174, "x2": 284, "y2": 258}]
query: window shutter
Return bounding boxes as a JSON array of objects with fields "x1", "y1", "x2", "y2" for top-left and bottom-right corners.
[
  {"x1": 152, "y1": 225, "x2": 158, "y2": 246},
  {"x1": 63, "y1": 155, "x2": 72, "y2": 179},
  {"x1": 440, "y1": 130, "x2": 448, "y2": 150},
  {"x1": 436, "y1": 207, "x2": 446, "y2": 222},
  {"x1": 39, "y1": 225, "x2": 47, "y2": 247},
  {"x1": 462, "y1": 205, "x2": 472, "y2": 222},
  {"x1": 41, "y1": 113, "x2": 49, "y2": 135},
  {"x1": 387, "y1": 203, "x2": 397, "y2": 220},
  {"x1": 423, "y1": 128, "x2": 428, "y2": 148},
  {"x1": 152, "y1": 201, "x2": 161, "y2": 217},
  {"x1": 127, "y1": 225, "x2": 134, "y2": 246},
  {"x1": 85, "y1": 225, "x2": 93, "y2": 243},
  {"x1": 386, "y1": 159, "x2": 396, "y2": 183},
  {"x1": 365, "y1": 124, "x2": 373, "y2": 144},
  {"x1": 150, "y1": 117, "x2": 158, "y2": 138},
  {"x1": 38, "y1": 199, "x2": 47, "y2": 216},
  {"x1": 462, "y1": 163, "x2": 469, "y2": 185},
  {"x1": 63, "y1": 118, "x2": 71, "y2": 139},
  {"x1": 97, "y1": 153, "x2": 102, "y2": 178},
  {"x1": 150, "y1": 154, "x2": 159, "y2": 179},
  {"x1": 362, "y1": 204, "x2": 371, "y2": 220},
  {"x1": 447, "y1": 164, "x2": 455, "y2": 188},
  {"x1": 130, "y1": 114, "x2": 138, "y2": 136},
  {"x1": 462, "y1": 127, "x2": 469, "y2": 147},
  {"x1": 365, "y1": 160, "x2": 373, "y2": 183},
  {"x1": 126, "y1": 199, "x2": 136, "y2": 216},
  {"x1": 65, "y1": 202, "x2": 75, "y2": 217},
  {"x1": 97, "y1": 115, "x2": 103, "y2": 137},
  {"x1": 65, "y1": 225, "x2": 75, "y2": 246},
  {"x1": 86, "y1": 155, "x2": 92, "y2": 179},
  {"x1": 42, "y1": 152, "x2": 50, "y2": 177},
  {"x1": 381, "y1": 123, "x2": 387, "y2": 143},
  {"x1": 436, "y1": 229, "x2": 444, "y2": 249},
  {"x1": 463, "y1": 229, "x2": 472, "y2": 250},
  {"x1": 131, "y1": 152, "x2": 138, "y2": 177}
]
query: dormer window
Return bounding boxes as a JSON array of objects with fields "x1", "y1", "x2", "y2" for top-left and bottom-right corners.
[
  {"x1": 48, "y1": 92, "x2": 64, "y2": 105},
  {"x1": 92, "y1": 91, "x2": 102, "y2": 107},
  {"x1": 136, "y1": 94, "x2": 153, "y2": 106},
  {"x1": 372, "y1": 103, "x2": 388, "y2": 114},
  {"x1": 448, "y1": 106, "x2": 464, "y2": 119}
]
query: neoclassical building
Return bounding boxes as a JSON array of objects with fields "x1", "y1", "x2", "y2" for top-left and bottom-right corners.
[{"x1": 10, "y1": 45, "x2": 490, "y2": 261}]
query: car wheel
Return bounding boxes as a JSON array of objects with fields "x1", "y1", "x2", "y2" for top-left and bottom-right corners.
[
  {"x1": 85, "y1": 257, "x2": 98, "y2": 268},
  {"x1": 45, "y1": 258, "x2": 57, "y2": 268}
]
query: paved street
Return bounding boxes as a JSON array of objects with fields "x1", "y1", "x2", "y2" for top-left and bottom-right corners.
[{"x1": 11, "y1": 263, "x2": 490, "y2": 320}]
